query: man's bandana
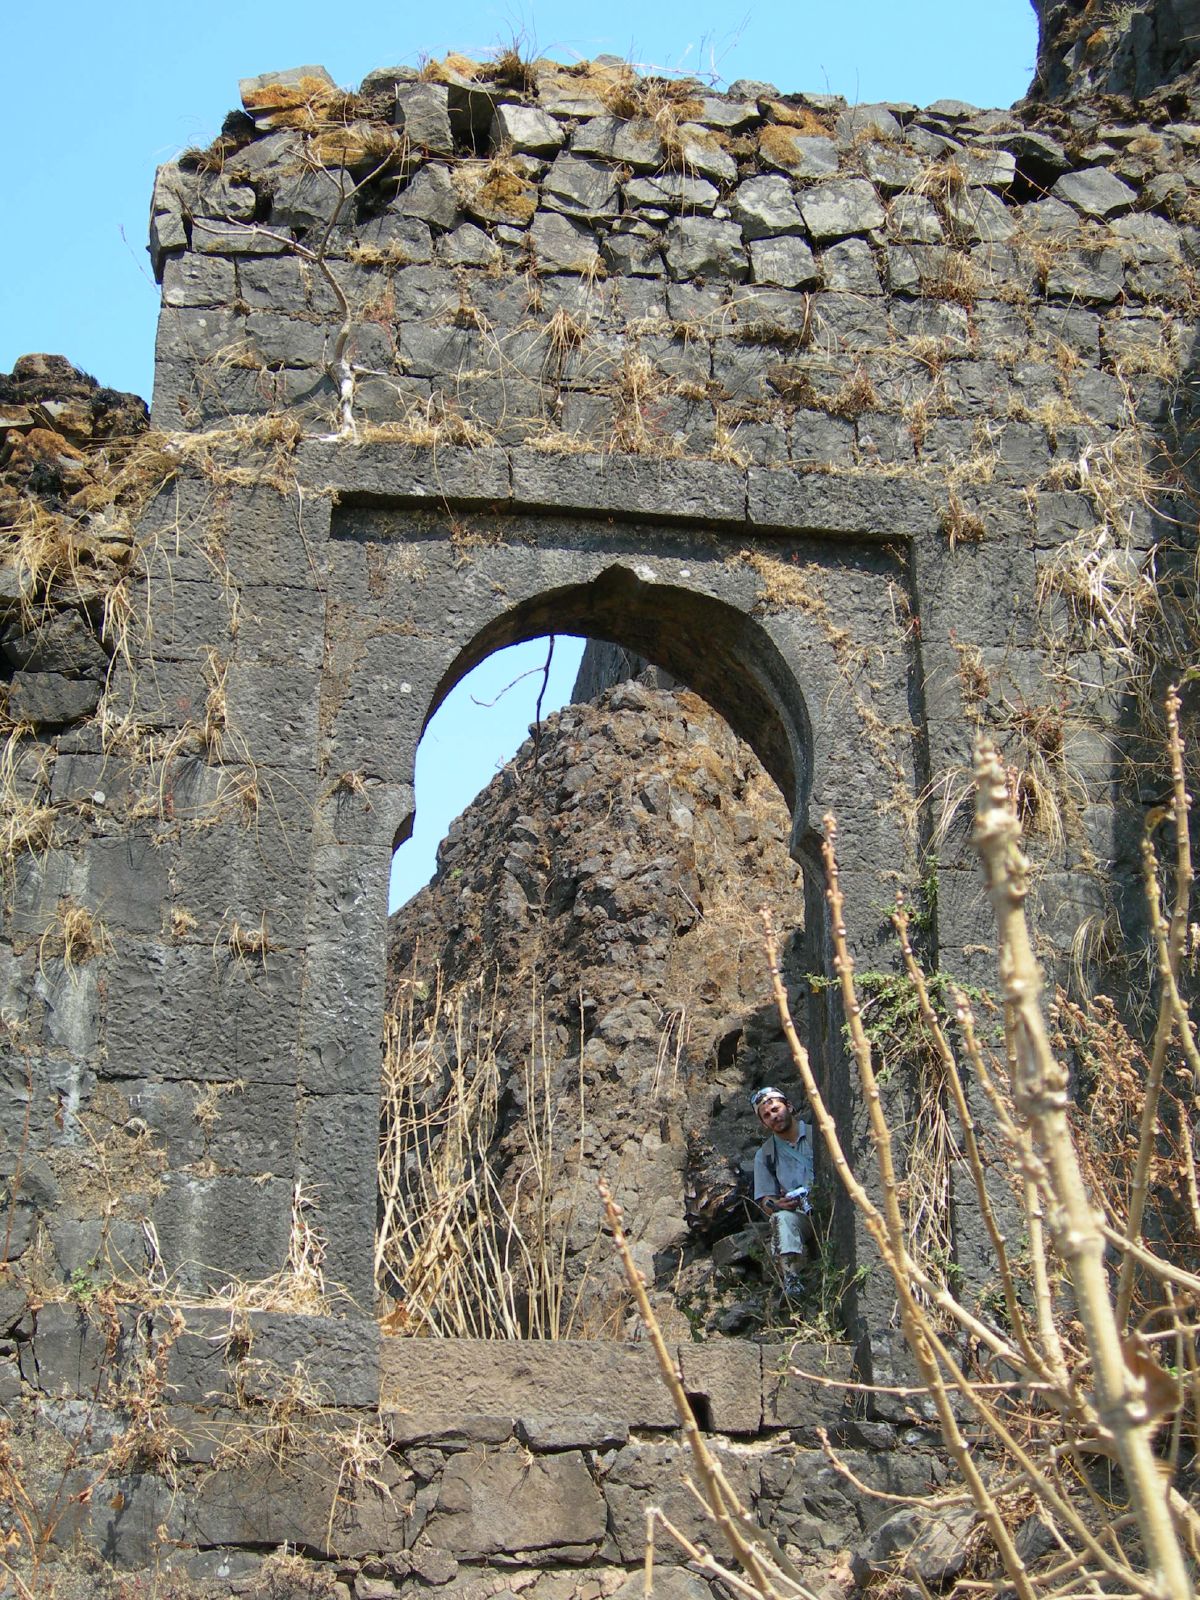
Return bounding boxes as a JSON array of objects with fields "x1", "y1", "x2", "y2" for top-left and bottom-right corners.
[{"x1": 750, "y1": 1086, "x2": 790, "y2": 1110}]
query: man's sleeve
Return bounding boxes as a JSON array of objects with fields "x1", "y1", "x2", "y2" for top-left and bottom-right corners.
[{"x1": 753, "y1": 1144, "x2": 775, "y2": 1202}]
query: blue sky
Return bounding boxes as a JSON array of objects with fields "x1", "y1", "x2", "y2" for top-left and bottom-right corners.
[{"x1": 4, "y1": 2, "x2": 1038, "y2": 907}]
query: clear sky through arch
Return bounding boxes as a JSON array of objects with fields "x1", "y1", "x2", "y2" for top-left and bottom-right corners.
[{"x1": 390, "y1": 636, "x2": 585, "y2": 910}]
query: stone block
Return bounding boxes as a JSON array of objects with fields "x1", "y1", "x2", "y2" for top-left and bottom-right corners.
[
  {"x1": 394, "y1": 164, "x2": 462, "y2": 230},
  {"x1": 300, "y1": 440, "x2": 511, "y2": 505},
  {"x1": 943, "y1": 187, "x2": 1016, "y2": 243},
  {"x1": 151, "y1": 356, "x2": 274, "y2": 429},
  {"x1": 812, "y1": 291, "x2": 890, "y2": 349},
  {"x1": 1, "y1": 1152, "x2": 61, "y2": 1261},
  {"x1": 34, "y1": 960, "x2": 102, "y2": 1058},
  {"x1": 762, "y1": 131, "x2": 839, "y2": 180},
  {"x1": 799, "y1": 178, "x2": 885, "y2": 241},
  {"x1": 437, "y1": 222, "x2": 500, "y2": 268},
  {"x1": 224, "y1": 1312, "x2": 381, "y2": 1408},
  {"x1": 491, "y1": 104, "x2": 565, "y2": 155},
  {"x1": 154, "y1": 307, "x2": 240, "y2": 366},
  {"x1": 295, "y1": 1092, "x2": 379, "y2": 1300},
  {"x1": 124, "y1": 1076, "x2": 292, "y2": 1181},
  {"x1": 887, "y1": 195, "x2": 944, "y2": 243},
  {"x1": 184, "y1": 1455, "x2": 342, "y2": 1555},
  {"x1": 387, "y1": 1412, "x2": 514, "y2": 1447},
  {"x1": 858, "y1": 146, "x2": 923, "y2": 195},
  {"x1": 604, "y1": 1438, "x2": 762, "y2": 1563},
  {"x1": 676, "y1": 126, "x2": 738, "y2": 183},
  {"x1": 1045, "y1": 247, "x2": 1124, "y2": 304},
  {"x1": 81, "y1": 832, "x2": 169, "y2": 936},
  {"x1": 7, "y1": 672, "x2": 101, "y2": 728},
  {"x1": 91, "y1": 1471, "x2": 180, "y2": 1568},
  {"x1": 380, "y1": 1339, "x2": 676, "y2": 1430},
  {"x1": 819, "y1": 238, "x2": 881, "y2": 293},
  {"x1": 624, "y1": 174, "x2": 718, "y2": 213},
  {"x1": 572, "y1": 115, "x2": 663, "y2": 169},
  {"x1": 747, "y1": 467, "x2": 934, "y2": 536},
  {"x1": 791, "y1": 410, "x2": 855, "y2": 464},
  {"x1": 510, "y1": 450, "x2": 746, "y2": 523},
  {"x1": 29, "y1": 1302, "x2": 144, "y2": 1397},
  {"x1": 1, "y1": 610, "x2": 106, "y2": 678},
  {"x1": 676, "y1": 1337, "x2": 762, "y2": 1433},
  {"x1": 516, "y1": 1415, "x2": 630, "y2": 1450},
  {"x1": 1052, "y1": 166, "x2": 1137, "y2": 219},
  {"x1": 530, "y1": 211, "x2": 603, "y2": 276},
  {"x1": 836, "y1": 104, "x2": 902, "y2": 142},
  {"x1": 191, "y1": 220, "x2": 290, "y2": 257},
  {"x1": 664, "y1": 217, "x2": 748, "y2": 281},
  {"x1": 749, "y1": 236, "x2": 819, "y2": 288},
  {"x1": 426, "y1": 1444, "x2": 607, "y2": 1558},
  {"x1": 395, "y1": 83, "x2": 456, "y2": 154},
  {"x1": 150, "y1": 1172, "x2": 294, "y2": 1292},
  {"x1": 234, "y1": 584, "x2": 327, "y2": 670},
  {"x1": 103, "y1": 941, "x2": 302, "y2": 1083},
  {"x1": 222, "y1": 663, "x2": 319, "y2": 770},
  {"x1": 761, "y1": 1340, "x2": 853, "y2": 1432},
  {"x1": 236, "y1": 255, "x2": 318, "y2": 314},
  {"x1": 244, "y1": 311, "x2": 331, "y2": 369},
  {"x1": 913, "y1": 529, "x2": 1036, "y2": 647}
]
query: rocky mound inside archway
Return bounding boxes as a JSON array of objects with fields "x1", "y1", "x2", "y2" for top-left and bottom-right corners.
[{"x1": 383, "y1": 675, "x2": 815, "y2": 1341}]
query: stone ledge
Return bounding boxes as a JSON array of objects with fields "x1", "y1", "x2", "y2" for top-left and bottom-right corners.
[{"x1": 380, "y1": 1335, "x2": 854, "y2": 1438}]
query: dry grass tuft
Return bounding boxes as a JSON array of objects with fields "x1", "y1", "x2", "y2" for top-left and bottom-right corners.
[
  {"x1": 940, "y1": 491, "x2": 986, "y2": 548},
  {"x1": 361, "y1": 397, "x2": 495, "y2": 449},
  {"x1": 452, "y1": 152, "x2": 538, "y2": 226},
  {"x1": 376, "y1": 967, "x2": 614, "y2": 1337},
  {"x1": 38, "y1": 899, "x2": 112, "y2": 977}
]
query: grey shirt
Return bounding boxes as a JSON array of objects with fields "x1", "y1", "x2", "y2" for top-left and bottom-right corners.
[{"x1": 753, "y1": 1124, "x2": 814, "y2": 1202}]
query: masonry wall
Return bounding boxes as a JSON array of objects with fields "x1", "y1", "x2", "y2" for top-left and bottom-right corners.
[{"x1": 2, "y1": 24, "x2": 1199, "y2": 1582}]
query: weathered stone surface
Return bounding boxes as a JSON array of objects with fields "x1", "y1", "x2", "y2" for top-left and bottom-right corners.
[
  {"x1": 676, "y1": 127, "x2": 739, "y2": 183},
  {"x1": 731, "y1": 174, "x2": 806, "y2": 239},
  {"x1": 492, "y1": 103, "x2": 566, "y2": 154},
  {"x1": 510, "y1": 449, "x2": 746, "y2": 521},
  {"x1": 1044, "y1": 246, "x2": 1125, "y2": 303},
  {"x1": 762, "y1": 1341, "x2": 854, "y2": 1432},
  {"x1": 799, "y1": 178, "x2": 886, "y2": 240},
  {"x1": 1, "y1": 610, "x2": 106, "y2": 676},
  {"x1": 572, "y1": 116, "x2": 663, "y2": 168},
  {"x1": 748, "y1": 467, "x2": 935, "y2": 534},
  {"x1": 664, "y1": 216, "x2": 749, "y2": 280},
  {"x1": 749, "y1": 236, "x2": 819, "y2": 287},
  {"x1": 1052, "y1": 165, "x2": 1138, "y2": 218},
  {"x1": 836, "y1": 103, "x2": 903, "y2": 141},
  {"x1": 239, "y1": 64, "x2": 335, "y2": 115},
  {"x1": 530, "y1": 211, "x2": 602, "y2": 274},
  {"x1": 542, "y1": 155, "x2": 620, "y2": 221},
  {"x1": 605, "y1": 1439, "x2": 762, "y2": 1563},
  {"x1": 391, "y1": 164, "x2": 461, "y2": 229},
  {"x1": 427, "y1": 1445, "x2": 607, "y2": 1557},
  {"x1": 624, "y1": 174, "x2": 718, "y2": 213},
  {"x1": 381, "y1": 1340, "x2": 677, "y2": 1429},
  {"x1": 191, "y1": 219, "x2": 287, "y2": 256},
  {"x1": 395, "y1": 83, "x2": 454, "y2": 155},
  {"x1": 7, "y1": 671, "x2": 101, "y2": 727},
  {"x1": 861, "y1": 1504, "x2": 977, "y2": 1584}
]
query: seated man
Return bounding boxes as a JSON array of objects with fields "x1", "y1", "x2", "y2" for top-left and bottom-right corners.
[{"x1": 751, "y1": 1086, "x2": 815, "y2": 1298}]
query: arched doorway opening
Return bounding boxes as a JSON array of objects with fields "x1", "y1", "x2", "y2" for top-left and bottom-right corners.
[{"x1": 375, "y1": 567, "x2": 831, "y2": 1340}]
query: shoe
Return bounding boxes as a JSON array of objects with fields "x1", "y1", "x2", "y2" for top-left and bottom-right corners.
[{"x1": 782, "y1": 1273, "x2": 805, "y2": 1299}]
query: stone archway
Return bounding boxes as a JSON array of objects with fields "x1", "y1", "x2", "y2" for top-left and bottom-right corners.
[{"x1": 298, "y1": 499, "x2": 919, "y2": 1306}]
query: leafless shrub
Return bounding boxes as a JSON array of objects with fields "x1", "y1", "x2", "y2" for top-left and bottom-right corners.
[{"x1": 753, "y1": 689, "x2": 1200, "y2": 1600}]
